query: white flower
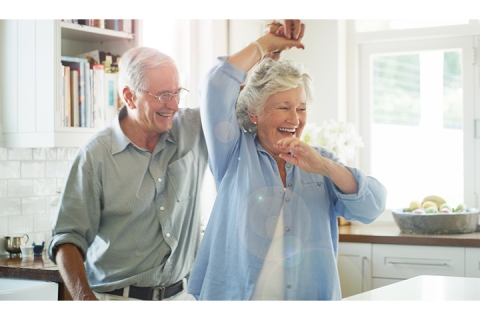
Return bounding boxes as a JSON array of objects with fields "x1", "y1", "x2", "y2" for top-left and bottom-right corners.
[{"x1": 301, "y1": 120, "x2": 364, "y2": 161}]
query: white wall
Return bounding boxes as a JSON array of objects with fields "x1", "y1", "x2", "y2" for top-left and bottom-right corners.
[
  {"x1": 0, "y1": 147, "x2": 76, "y2": 254},
  {"x1": 282, "y1": 20, "x2": 347, "y2": 126}
]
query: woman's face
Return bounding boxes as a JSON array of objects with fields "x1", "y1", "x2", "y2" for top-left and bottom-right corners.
[{"x1": 250, "y1": 85, "x2": 307, "y2": 157}]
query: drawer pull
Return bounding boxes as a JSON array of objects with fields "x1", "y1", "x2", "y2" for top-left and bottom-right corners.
[{"x1": 387, "y1": 261, "x2": 447, "y2": 267}]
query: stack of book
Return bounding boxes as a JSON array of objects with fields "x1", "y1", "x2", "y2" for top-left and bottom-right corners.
[{"x1": 60, "y1": 56, "x2": 119, "y2": 129}]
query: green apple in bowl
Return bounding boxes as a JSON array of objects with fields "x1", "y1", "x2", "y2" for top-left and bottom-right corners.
[{"x1": 454, "y1": 203, "x2": 467, "y2": 212}]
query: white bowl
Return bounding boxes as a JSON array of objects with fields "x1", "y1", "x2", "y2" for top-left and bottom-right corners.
[{"x1": 20, "y1": 245, "x2": 34, "y2": 257}]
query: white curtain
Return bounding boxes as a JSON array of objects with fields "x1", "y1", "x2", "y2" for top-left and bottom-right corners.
[{"x1": 143, "y1": 19, "x2": 220, "y2": 226}]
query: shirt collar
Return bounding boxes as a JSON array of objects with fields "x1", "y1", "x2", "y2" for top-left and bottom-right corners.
[{"x1": 111, "y1": 106, "x2": 176, "y2": 155}]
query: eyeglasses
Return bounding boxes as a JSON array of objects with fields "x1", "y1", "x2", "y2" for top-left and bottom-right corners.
[{"x1": 142, "y1": 88, "x2": 189, "y2": 103}]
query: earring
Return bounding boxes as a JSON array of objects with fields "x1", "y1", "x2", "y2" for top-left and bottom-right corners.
[{"x1": 253, "y1": 122, "x2": 257, "y2": 125}]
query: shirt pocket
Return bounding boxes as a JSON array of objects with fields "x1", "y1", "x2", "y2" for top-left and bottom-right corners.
[
  {"x1": 301, "y1": 177, "x2": 330, "y2": 209},
  {"x1": 167, "y1": 151, "x2": 195, "y2": 201}
]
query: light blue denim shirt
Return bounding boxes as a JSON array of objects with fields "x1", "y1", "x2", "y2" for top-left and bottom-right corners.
[
  {"x1": 48, "y1": 106, "x2": 207, "y2": 292},
  {"x1": 188, "y1": 57, "x2": 387, "y2": 300}
]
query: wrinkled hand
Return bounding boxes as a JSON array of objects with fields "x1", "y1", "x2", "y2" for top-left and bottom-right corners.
[
  {"x1": 258, "y1": 22, "x2": 305, "y2": 55},
  {"x1": 270, "y1": 20, "x2": 305, "y2": 40},
  {"x1": 275, "y1": 136, "x2": 330, "y2": 176}
]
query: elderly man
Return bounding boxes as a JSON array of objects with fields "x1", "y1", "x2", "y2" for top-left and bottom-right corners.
[{"x1": 48, "y1": 46, "x2": 207, "y2": 300}]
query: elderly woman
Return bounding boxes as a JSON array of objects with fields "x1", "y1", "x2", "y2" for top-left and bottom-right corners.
[{"x1": 188, "y1": 23, "x2": 387, "y2": 300}]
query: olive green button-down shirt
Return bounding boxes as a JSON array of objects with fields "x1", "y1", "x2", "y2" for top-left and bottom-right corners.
[{"x1": 48, "y1": 106, "x2": 207, "y2": 292}]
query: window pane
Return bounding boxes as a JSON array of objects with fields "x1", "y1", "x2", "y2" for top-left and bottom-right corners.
[
  {"x1": 370, "y1": 50, "x2": 464, "y2": 209},
  {"x1": 356, "y1": 20, "x2": 469, "y2": 33}
]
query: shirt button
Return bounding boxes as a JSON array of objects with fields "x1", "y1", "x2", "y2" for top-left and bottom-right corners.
[
  {"x1": 160, "y1": 206, "x2": 165, "y2": 210},
  {"x1": 285, "y1": 227, "x2": 290, "y2": 232},
  {"x1": 286, "y1": 255, "x2": 290, "y2": 260},
  {"x1": 317, "y1": 182, "x2": 322, "y2": 186},
  {"x1": 288, "y1": 183, "x2": 292, "y2": 187},
  {"x1": 158, "y1": 178, "x2": 162, "y2": 182},
  {"x1": 286, "y1": 164, "x2": 291, "y2": 168},
  {"x1": 287, "y1": 285, "x2": 292, "y2": 289},
  {"x1": 167, "y1": 259, "x2": 171, "y2": 263},
  {"x1": 166, "y1": 233, "x2": 171, "y2": 237},
  {"x1": 285, "y1": 198, "x2": 290, "y2": 202}
]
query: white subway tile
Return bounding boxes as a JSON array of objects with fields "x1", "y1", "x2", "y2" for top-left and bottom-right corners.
[
  {"x1": 0, "y1": 217, "x2": 8, "y2": 235},
  {"x1": 56, "y1": 178, "x2": 65, "y2": 192},
  {"x1": 33, "y1": 178, "x2": 57, "y2": 196},
  {"x1": 56, "y1": 148, "x2": 68, "y2": 160},
  {"x1": 9, "y1": 215, "x2": 34, "y2": 235},
  {"x1": 22, "y1": 197, "x2": 46, "y2": 215},
  {"x1": 67, "y1": 148, "x2": 79, "y2": 160},
  {"x1": 8, "y1": 180, "x2": 33, "y2": 197},
  {"x1": 0, "y1": 198, "x2": 21, "y2": 216},
  {"x1": 21, "y1": 161, "x2": 46, "y2": 178},
  {"x1": 0, "y1": 148, "x2": 7, "y2": 160},
  {"x1": 33, "y1": 148, "x2": 57, "y2": 161},
  {"x1": 0, "y1": 161, "x2": 21, "y2": 179},
  {"x1": 8, "y1": 148, "x2": 32, "y2": 160},
  {"x1": 0, "y1": 180, "x2": 7, "y2": 198},
  {"x1": 45, "y1": 161, "x2": 70, "y2": 178},
  {"x1": 34, "y1": 214, "x2": 51, "y2": 233}
]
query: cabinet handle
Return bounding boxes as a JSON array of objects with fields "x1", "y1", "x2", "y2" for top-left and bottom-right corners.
[{"x1": 387, "y1": 260, "x2": 447, "y2": 267}]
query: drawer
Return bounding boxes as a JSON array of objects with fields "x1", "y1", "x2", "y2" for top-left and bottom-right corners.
[
  {"x1": 372, "y1": 244, "x2": 465, "y2": 279},
  {"x1": 466, "y1": 247, "x2": 480, "y2": 278}
]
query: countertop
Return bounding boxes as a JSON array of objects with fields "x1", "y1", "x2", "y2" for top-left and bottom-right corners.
[
  {"x1": 339, "y1": 222, "x2": 480, "y2": 247},
  {"x1": 0, "y1": 252, "x2": 71, "y2": 300},
  {"x1": 343, "y1": 275, "x2": 480, "y2": 300},
  {"x1": 1, "y1": 221, "x2": 479, "y2": 301}
]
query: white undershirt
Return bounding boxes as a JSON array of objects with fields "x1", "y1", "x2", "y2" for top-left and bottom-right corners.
[{"x1": 250, "y1": 202, "x2": 286, "y2": 300}]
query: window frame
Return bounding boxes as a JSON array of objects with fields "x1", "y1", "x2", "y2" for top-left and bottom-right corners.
[{"x1": 353, "y1": 25, "x2": 479, "y2": 208}]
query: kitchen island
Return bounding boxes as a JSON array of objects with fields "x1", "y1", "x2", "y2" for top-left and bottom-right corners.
[{"x1": 343, "y1": 275, "x2": 480, "y2": 300}]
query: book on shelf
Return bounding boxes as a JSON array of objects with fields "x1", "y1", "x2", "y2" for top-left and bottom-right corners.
[
  {"x1": 105, "y1": 19, "x2": 122, "y2": 31},
  {"x1": 123, "y1": 19, "x2": 132, "y2": 33},
  {"x1": 104, "y1": 73, "x2": 119, "y2": 125},
  {"x1": 70, "y1": 69, "x2": 79, "y2": 127},
  {"x1": 63, "y1": 65, "x2": 71, "y2": 127},
  {"x1": 92, "y1": 64, "x2": 105, "y2": 128},
  {"x1": 83, "y1": 60, "x2": 93, "y2": 128},
  {"x1": 61, "y1": 56, "x2": 89, "y2": 127}
]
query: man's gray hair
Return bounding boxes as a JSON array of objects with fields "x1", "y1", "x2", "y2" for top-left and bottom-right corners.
[
  {"x1": 118, "y1": 47, "x2": 176, "y2": 105},
  {"x1": 236, "y1": 58, "x2": 313, "y2": 134}
]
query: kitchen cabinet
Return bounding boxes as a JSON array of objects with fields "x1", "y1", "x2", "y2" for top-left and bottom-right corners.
[
  {"x1": 465, "y1": 247, "x2": 480, "y2": 277},
  {"x1": 371, "y1": 243, "x2": 465, "y2": 289},
  {"x1": 0, "y1": 19, "x2": 140, "y2": 148},
  {"x1": 337, "y1": 242, "x2": 372, "y2": 298}
]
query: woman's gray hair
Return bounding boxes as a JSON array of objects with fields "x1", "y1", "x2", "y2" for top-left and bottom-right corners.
[
  {"x1": 118, "y1": 47, "x2": 176, "y2": 105},
  {"x1": 236, "y1": 58, "x2": 313, "y2": 134}
]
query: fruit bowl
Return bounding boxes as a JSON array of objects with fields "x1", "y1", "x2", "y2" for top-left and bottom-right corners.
[{"x1": 392, "y1": 209, "x2": 479, "y2": 234}]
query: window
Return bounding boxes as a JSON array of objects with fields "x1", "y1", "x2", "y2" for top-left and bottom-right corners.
[
  {"x1": 356, "y1": 20, "x2": 471, "y2": 33},
  {"x1": 358, "y1": 32, "x2": 478, "y2": 211}
]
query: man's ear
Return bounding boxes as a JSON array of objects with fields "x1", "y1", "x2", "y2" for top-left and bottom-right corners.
[{"x1": 123, "y1": 87, "x2": 136, "y2": 109}]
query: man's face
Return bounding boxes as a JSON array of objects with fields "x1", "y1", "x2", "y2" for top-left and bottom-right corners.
[{"x1": 133, "y1": 63, "x2": 181, "y2": 135}]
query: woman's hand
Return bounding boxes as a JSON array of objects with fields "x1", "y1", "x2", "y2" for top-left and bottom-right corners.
[
  {"x1": 227, "y1": 21, "x2": 305, "y2": 72},
  {"x1": 275, "y1": 136, "x2": 328, "y2": 175},
  {"x1": 269, "y1": 20, "x2": 305, "y2": 40},
  {"x1": 276, "y1": 136, "x2": 359, "y2": 194}
]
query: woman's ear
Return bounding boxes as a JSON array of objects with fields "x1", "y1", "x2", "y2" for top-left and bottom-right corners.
[
  {"x1": 123, "y1": 87, "x2": 136, "y2": 109},
  {"x1": 248, "y1": 113, "x2": 257, "y2": 125}
]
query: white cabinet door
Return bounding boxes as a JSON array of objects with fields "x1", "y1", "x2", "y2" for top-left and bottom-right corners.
[
  {"x1": 466, "y1": 247, "x2": 480, "y2": 278},
  {"x1": 338, "y1": 242, "x2": 372, "y2": 298},
  {"x1": 372, "y1": 244, "x2": 465, "y2": 280}
]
